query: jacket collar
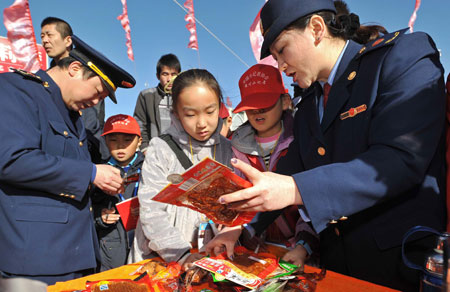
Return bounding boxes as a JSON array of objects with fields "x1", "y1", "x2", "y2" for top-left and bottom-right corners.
[
  {"x1": 320, "y1": 40, "x2": 362, "y2": 132},
  {"x1": 35, "y1": 70, "x2": 85, "y2": 139}
]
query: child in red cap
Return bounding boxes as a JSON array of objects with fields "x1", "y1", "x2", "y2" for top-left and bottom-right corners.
[
  {"x1": 219, "y1": 103, "x2": 233, "y2": 138},
  {"x1": 92, "y1": 114, "x2": 144, "y2": 271},
  {"x1": 208, "y1": 64, "x2": 318, "y2": 268}
]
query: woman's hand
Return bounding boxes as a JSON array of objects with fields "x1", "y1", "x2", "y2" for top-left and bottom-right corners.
[
  {"x1": 204, "y1": 225, "x2": 243, "y2": 260},
  {"x1": 219, "y1": 159, "x2": 303, "y2": 212}
]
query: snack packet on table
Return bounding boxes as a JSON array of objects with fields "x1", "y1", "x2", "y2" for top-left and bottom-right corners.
[
  {"x1": 85, "y1": 272, "x2": 152, "y2": 292},
  {"x1": 153, "y1": 158, "x2": 255, "y2": 226}
]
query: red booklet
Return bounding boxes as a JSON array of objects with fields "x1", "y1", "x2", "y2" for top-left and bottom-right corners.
[
  {"x1": 116, "y1": 196, "x2": 140, "y2": 231},
  {"x1": 152, "y1": 157, "x2": 255, "y2": 226}
]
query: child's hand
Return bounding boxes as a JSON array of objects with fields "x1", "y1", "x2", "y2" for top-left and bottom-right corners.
[
  {"x1": 101, "y1": 207, "x2": 120, "y2": 224},
  {"x1": 181, "y1": 253, "x2": 204, "y2": 271},
  {"x1": 282, "y1": 244, "x2": 308, "y2": 269},
  {"x1": 204, "y1": 225, "x2": 242, "y2": 260}
]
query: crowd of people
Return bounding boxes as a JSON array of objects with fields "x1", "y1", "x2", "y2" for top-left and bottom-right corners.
[{"x1": 0, "y1": 0, "x2": 448, "y2": 291}]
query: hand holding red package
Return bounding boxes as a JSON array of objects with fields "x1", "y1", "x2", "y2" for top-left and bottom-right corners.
[{"x1": 152, "y1": 158, "x2": 256, "y2": 226}]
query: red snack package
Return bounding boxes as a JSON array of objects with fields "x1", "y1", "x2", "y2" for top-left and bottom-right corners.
[
  {"x1": 153, "y1": 158, "x2": 255, "y2": 226},
  {"x1": 130, "y1": 259, "x2": 182, "y2": 282},
  {"x1": 85, "y1": 273, "x2": 152, "y2": 292},
  {"x1": 149, "y1": 278, "x2": 180, "y2": 292},
  {"x1": 214, "y1": 246, "x2": 279, "y2": 279}
]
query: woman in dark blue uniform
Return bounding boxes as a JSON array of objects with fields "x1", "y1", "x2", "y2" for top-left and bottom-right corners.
[{"x1": 210, "y1": 0, "x2": 446, "y2": 290}]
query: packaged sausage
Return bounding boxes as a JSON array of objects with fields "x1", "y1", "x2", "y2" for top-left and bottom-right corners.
[{"x1": 153, "y1": 158, "x2": 256, "y2": 226}]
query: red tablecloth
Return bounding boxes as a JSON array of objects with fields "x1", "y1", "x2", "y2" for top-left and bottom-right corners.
[{"x1": 48, "y1": 259, "x2": 399, "y2": 292}]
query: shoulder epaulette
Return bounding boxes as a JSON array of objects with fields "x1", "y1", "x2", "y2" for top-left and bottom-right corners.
[
  {"x1": 356, "y1": 28, "x2": 409, "y2": 58},
  {"x1": 11, "y1": 68, "x2": 42, "y2": 82}
]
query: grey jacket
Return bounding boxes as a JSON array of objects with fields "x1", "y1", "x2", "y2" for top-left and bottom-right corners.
[
  {"x1": 133, "y1": 84, "x2": 168, "y2": 150},
  {"x1": 129, "y1": 114, "x2": 233, "y2": 263}
]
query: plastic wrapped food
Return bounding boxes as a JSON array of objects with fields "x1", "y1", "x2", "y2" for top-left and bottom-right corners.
[
  {"x1": 86, "y1": 273, "x2": 152, "y2": 292},
  {"x1": 153, "y1": 158, "x2": 255, "y2": 226}
]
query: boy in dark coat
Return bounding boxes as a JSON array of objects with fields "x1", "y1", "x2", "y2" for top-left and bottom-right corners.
[{"x1": 93, "y1": 114, "x2": 144, "y2": 271}]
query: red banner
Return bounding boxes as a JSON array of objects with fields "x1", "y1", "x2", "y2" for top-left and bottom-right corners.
[
  {"x1": 117, "y1": 0, "x2": 134, "y2": 61},
  {"x1": 0, "y1": 36, "x2": 47, "y2": 73},
  {"x1": 184, "y1": 0, "x2": 198, "y2": 50},
  {"x1": 3, "y1": 0, "x2": 43, "y2": 72},
  {"x1": 408, "y1": 0, "x2": 421, "y2": 32},
  {"x1": 249, "y1": 5, "x2": 278, "y2": 67}
]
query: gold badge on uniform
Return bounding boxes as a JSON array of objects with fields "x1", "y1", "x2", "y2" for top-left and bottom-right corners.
[
  {"x1": 385, "y1": 31, "x2": 400, "y2": 44},
  {"x1": 340, "y1": 104, "x2": 367, "y2": 120},
  {"x1": 359, "y1": 46, "x2": 366, "y2": 54}
]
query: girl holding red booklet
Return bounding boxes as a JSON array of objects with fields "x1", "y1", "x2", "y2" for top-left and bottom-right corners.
[{"x1": 129, "y1": 69, "x2": 233, "y2": 271}]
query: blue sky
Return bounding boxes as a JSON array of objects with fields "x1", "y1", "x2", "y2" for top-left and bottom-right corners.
[{"x1": 1, "y1": 0, "x2": 449, "y2": 119}]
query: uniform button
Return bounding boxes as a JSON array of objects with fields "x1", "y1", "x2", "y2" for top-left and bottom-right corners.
[
  {"x1": 79, "y1": 141, "x2": 83, "y2": 147},
  {"x1": 339, "y1": 216, "x2": 348, "y2": 221},
  {"x1": 334, "y1": 227, "x2": 340, "y2": 236},
  {"x1": 63, "y1": 131, "x2": 68, "y2": 136},
  {"x1": 317, "y1": 147, "x2": 326, "y2": 156},
  {"x1": 70, "y1": 195, "x2": 75, "y2": 199},
  {"x1": 329, "y1": 219, "x2": 338, "y2": 224},
  {"x1": 59, "y1": 193, "x2": 64, "y2": 196},
  {"x1": 89, "y1": 207, "x2": 93, "y2": 212},
  {"x1": 65, "y1": 194, "x2": 70, "y2": 197}
]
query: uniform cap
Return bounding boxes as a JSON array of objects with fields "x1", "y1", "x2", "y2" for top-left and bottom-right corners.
[
  {"x1": 260, "y1": 0, "x2": 336, "y2": 59},
  {"x1": 233, "y1": 64, "x2": 286, "y2": 113},
  {"x1": 69, "y1": 35, "x2": 136, "y2": 104},
  {"x1": 102, "y1": 114, "x2": 141, "y2": 137}
]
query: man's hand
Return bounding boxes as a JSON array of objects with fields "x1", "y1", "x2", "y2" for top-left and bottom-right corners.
[
  {"x1": 93, "y1": 164, "x2": 124, "y2": 195},
  {"x1": 218, "y1": 159, "x2": 303, "y2": 212}
]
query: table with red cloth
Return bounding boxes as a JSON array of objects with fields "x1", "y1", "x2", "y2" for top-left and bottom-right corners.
[{"x1": 48, "y1": 245, "x2": 400, "y2": 292}]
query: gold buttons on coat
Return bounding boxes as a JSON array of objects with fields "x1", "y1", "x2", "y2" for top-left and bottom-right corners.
[
  {"x1": 329, "y1": 219, "x2": 338, "y2": 224},
  {"x1": 339, "y1": 216, "x2": 348, "y2": 221},
  {"x1": 43, "y1": 81, "x2": 49, "y2": 88},
  {"x1": 79, "y1": 141, "x2": 83, "y2": 147},
  {"x1": 359, "y1": 47, "x2": 366, "y2": 54},
  {"x1": 59, "y1": 193, "x2": 65, "y2": 197},
  {"x1": 70, "y1": 195, "x2": 75, "y2": 199},
  {"x1": 63, "y1": 131, "x2": 68, "y2": 136},
  {"x1": 317, "y1": 147, "x2": 326, "y2": 156},
  {"x1": 347, "y1": 71, "x2": 357, "y2": 81}
]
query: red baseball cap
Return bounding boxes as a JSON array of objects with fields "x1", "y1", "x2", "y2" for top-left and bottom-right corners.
[
  {"x1": 219, "y1": 103, "x2": 230, "y2": 119},
  {"x1": 233, "y1": 64, "x2": 286, "y2": 113},
  {"x1": 102, "y1": 114, "x2": 141, "y2": 137}
]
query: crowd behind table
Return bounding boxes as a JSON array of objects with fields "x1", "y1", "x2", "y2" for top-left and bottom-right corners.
[{"x1": 0, "y1": 0, "x2": 448, "y2": 291}]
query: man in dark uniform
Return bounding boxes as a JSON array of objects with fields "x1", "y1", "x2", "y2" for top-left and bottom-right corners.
[
  {"x1": 0, "y1": 35, "x2": 135, "y2": 285},
  {"x1": 41, "y1": 17, "x2": 108, "y2": 163}
]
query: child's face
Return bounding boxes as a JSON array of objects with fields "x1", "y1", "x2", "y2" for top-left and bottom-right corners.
[
  {"x1": 245, "y1": 95, "x2": 290, "y2": 137},
  {"x1": 174, "y1": 83, "x2": 220, "y2": 142},
  {"x1": 105, "y1": 133, "x2": 142, "y2": 166}
]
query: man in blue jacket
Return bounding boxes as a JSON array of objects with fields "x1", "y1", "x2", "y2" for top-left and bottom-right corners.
[{"x1": 0, "y1": 35, "x2": 135, "y2": 285}]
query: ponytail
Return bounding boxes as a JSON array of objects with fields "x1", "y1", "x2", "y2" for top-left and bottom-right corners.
[{"x1": 285, "y1": 0, "x2": 388, "y2": 45}]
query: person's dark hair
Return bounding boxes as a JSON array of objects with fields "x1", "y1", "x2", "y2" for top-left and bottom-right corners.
[
  {"x1": 286, "y1": 0, "x2": 387, "y2": 44},
  {"x1": 171, "y1": 69, "x2": 223, "y2": 112},
  {"x1": 156, "y1": 54, "x2": 181, "y2": 77},
  {"x1": 41, "y1": 17, "x2": 73, "y2": 39},
  {"x1": 57, "y1": 57, "x2": 97, "y2": 79}
]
